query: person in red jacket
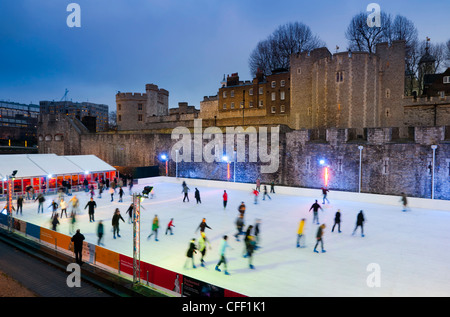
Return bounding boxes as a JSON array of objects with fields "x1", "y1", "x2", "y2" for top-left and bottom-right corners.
[
  {"x1": 166, "y1": 218, "x2": 175, "y2": 235},
  {"x1": 223, "y1": 190, "x2": 228, "y2": 209}
]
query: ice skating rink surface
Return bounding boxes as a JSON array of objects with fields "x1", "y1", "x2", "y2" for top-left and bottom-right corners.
[{"x1": 14, "y1": 178, "x2": 450, "y2": 297}]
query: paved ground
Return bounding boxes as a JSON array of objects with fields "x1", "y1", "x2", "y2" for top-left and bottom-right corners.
[{"x1": 0, "y1": 239, "x2": 111, "y2": 297}]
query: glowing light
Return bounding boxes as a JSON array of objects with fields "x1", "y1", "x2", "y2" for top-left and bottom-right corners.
[
  {"x1": 84, "y1": 171, "x2": 89, "y2": 175},
  {"x1": 324, "y1": 167, "x2": 329, "y2": 187},
  {"x1": 227, "y1": 162, "x2": 231, "y2": 180},
  {"x1": 222, "y1": 156, "x2": 229, "y2": 162},
  {"x1": 161, "y1": 154, "x2": 167, "y2": 161},
  {"x1": 319, "y1": 159, "x2": 325, "y2": 165}
]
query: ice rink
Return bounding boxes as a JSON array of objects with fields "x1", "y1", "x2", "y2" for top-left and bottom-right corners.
[{"x1": 12, "y1": 177, "x2": 450, "y2": 297}]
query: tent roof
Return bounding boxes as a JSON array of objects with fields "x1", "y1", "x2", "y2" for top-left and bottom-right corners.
[{"x1": 0, "y1": 154, "x2": 115, "y2": 179}]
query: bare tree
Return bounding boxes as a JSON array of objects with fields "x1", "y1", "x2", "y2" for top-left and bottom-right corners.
[
  {"x1": 445, "y1": 39, "x2": 450, "y2": 68},
  {"x1": 108, "y1": 110, "x2": 117, "y2": 130},
  {"x1": 249, "y1": 22, "x2": 324, "y2": 76},
  {"x1": 345, "y1": 11, "x2": 392, "y2": 54}
]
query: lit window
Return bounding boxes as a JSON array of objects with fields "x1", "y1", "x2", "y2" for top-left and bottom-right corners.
[
  {"x1": 280, "y1": 91, "x2": 285, "y2": 100},
  {"x1": 271, "y1": 92, "x2": 276, "y2": 101},
  {"x1": 271, "y1": 81, "x2": 276, "y2": 88}
]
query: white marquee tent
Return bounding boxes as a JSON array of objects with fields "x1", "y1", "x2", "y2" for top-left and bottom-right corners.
[{"x1": 0, "y1": 154, "x2": 117, "y2": 196}]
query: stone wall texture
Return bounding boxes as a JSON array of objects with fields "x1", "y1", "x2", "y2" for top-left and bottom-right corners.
[{"x1": 38, "y1": 114, "x2": 450, "y2": 200}]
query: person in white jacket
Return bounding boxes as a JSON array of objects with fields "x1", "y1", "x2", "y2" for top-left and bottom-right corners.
[{"x1": 60, "y1": 198, "x2": 68, "y2": 218}]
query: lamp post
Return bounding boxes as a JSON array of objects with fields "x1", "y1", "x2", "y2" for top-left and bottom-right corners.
[
  {"x1": 160, "y1": 154, "x2": 168, "y2": 177},
  {"x1": 358, "y1": 145, "x2": 364, "y2": 193},
  {"x1": 6, "y1": 170, "x2": 18, "y2": 233},
  {"x1": 233, "y1": 150, "x2": 236, "y2": 183},
  {"x1": 431, "y1": 145, "x2": 437, "y2": 199},
  {"x1": 223, "y1": 156, "x2": 231, "y2": 181},
  {"x1": 175, "y1": 149, "x2": 179, "y2": 178}
]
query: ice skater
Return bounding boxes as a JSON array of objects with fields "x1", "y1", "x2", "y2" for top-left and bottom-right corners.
[
  {"x1": 215, "y1": 235, "x2": 231, "y2": 275},
  {"x1": 84, "y1": 197, "x2": 97, "y2": 222},
  {"x1": 112, "y1": 208, "x2": 125, "y2": 239},
  {"x1": 270, "y1": 181, "x2": 275, "y2": 194},
  {"x1": 400, "y1": 193, "x2": 409, "y2": 212},
  {"x1": 16, "y1": 195, "x2": 23, "y2": 216},
  {"x1": 314, "y1": 224, "x2": 326, "y2": 253},
  {"x1": 262, "y1": 185, "x2": 271, "y2": 201},
  {"x1": 245, "y1": 234, "x2": 256, "y2": 269},
  {"x1": 60, "y1": 198, "x2": 68, "y2": 218},
  {"x1": 97, "y1": 220, "x2": 104, "y2": 246},
  {"x1": 182, "y1": 182, "x2": 190, "y2": 202},
  {"x1": 109, "y1": 187, "x2": 114, "y2": 202},
  {"x1": 322, "y1": 187, "x2": 330, "y2": 204},
  {"x1": 147, "y1": 215, "x2": 159, "y2": 241},
  {"x1": 238, "y1": 201, "x2": 246, "y2": 217},
  {"x1": 194, "y1": 188, "x2": 201, "y2": 204},
  {"x1": 332, "y1": 209, "x2": 341, "y2": 233},
  {"x1": 35, "y1": 194, "x2": 45, "y2": 214},
  {"x1": 309, "y1": 200, "x2": 323, "y2": 224},
  {"x1": 49, "y1": 200, "x2": 59, "y2": 219},
  {"x1": 118, "y1": 187, "x2": 124, "y2": 202},
  {"x1": 352, "y1": 210, "x2": 365, "y2": 237},
  {"x1": 254, "y1": 218, "x2": 261, "y2": 247},
  {"x1": 198, "y1": 232, "x2": 211, "y2": 267},
  {"x1": 223, "y1": 190, "x2": 228, "y2": 209},
  {"x1": 256, "y1": 178, "x2": 261, "y2": 192},
  {"x1": 166, "y1": 218, "x2": 175, "y2": 235},
  {"x1": 296, "y1": 218, "x2": 306, "y2": 248},
  {"x1": 126, "y1": 203, "x2": 134, "y2": 223},
  {"x1": 234, "y1": 214, "x2": 245, "y2": 241},
  {"x1": 69, "y1": 195, "x2": 79, "y2": 215},
  {"x1": 184, "y1": 238, "x2": 197, "y2": 269},
  {"x1": 195, "y1": 218, "x2": 212, "y2": 234},
  {"x1": 51, "y1": 214, "x2": 60, "y2": 231},
  {"x1": 252, "y1": 188, "x2": 259, "y2": 204}
]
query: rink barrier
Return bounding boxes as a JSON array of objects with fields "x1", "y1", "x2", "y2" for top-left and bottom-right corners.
[
  {"x1": 0, "y1": 212, "x2": 246, "y2": 298},
  {"x1": 139, "y1": 176, "x2": 450, "y2": 212}
]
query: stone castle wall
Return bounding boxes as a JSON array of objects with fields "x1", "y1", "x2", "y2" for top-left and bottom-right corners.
[{"x1": 38, "y1": 114, "x2": 450, "y2": 200}]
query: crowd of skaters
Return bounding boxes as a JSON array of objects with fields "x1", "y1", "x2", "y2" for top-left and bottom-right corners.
[{"x1": 3, "y1": 176, "x2": 410, "y2": 270}]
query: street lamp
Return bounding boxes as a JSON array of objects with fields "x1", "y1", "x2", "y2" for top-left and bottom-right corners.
[
  {"x1": 431, "y1": 145, "x2": 437, "y2": 199},
  {"x1": 222, "y1": 156, "x2": 231, "y2": 181},
  {"x1": 358, "y1": 145, "x2": 363, "y2": 193},
  {"x1": 160, "y1": 154, "x2": 168, "y2": 177}
]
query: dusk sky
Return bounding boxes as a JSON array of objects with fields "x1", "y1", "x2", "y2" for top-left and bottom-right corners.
[{"x1": 1, "y1": 0, "x2": 449, "y2": 111}]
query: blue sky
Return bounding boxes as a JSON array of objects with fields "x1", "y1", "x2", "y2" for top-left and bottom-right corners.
[{"x1": 0, "y1": 0, "x2": 449, "y2": 111}]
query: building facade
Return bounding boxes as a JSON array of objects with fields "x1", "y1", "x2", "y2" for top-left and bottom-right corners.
[
  {"x1": 39, "y1": 100, "x2": 109, "y2": 132},
  {"x1": 0, "y1": 101, "x2": 40, "y2": 148}
]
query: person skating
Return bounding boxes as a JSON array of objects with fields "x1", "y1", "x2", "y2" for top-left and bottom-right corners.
[
  {"x1": 147, "y1": 215, "x2": 159, "y2": 241},
  {"x1": 166, "y1": 218, "x2": 175, "y2": 235},
  {"x1": 262, "y1": 185, "x2": 271, "y2": 201},
  {"x1": 16, "y1": 195, "x2": 23, "y2": 216},
  {"x1": 332, "y1": 209, "x2": 341, "y2": 233},
  {"x1": 118, "y1": 187, "x2": 124, "y2": 202},
  {"x1": 49, "y1": 200, "x2": 58, "y2": 219},
  {"x1": 194, "y1": 188, "x2": 201, "y2": 204},
  {"x1": 69, "y1": 195, "x2": 79, "y2": 215},
  {"x1": 234, "y1": 214, "x2": 245, "y2": 241},
  {"x1": 270, "y1": 181, "x2": 275, "y2": 194},
  {"x1": 71, "y1": 229, "x2": 85, "y2": 265},
  {"x1": 254, "y1": 218, "x2": 261, "y2": 247},
  {"x1": 182, "y1": 182, "x2": 190, "y2": 202},
  {"x1": 60, "y1": 198, "x2": 68, "y2": 218},
  {"x1": 109, "y1": 187, "x2": 114, "y2": 202},
  {"x1": 322, "y1": 187, "x2": 330, "y2": 204},
  {"x1": 195, "y1": 218, "x2": 212, "y2": 234},
  {"x1": 35, "y1": 194, "x2": 45, "y2": 214},
  {"x1": 126, "y1": 203, "x2": 134, "y2": 223},
  {"x1": 314, "y1": 224, "x2": 326, "y2": 253},
  {"x1": 256, "y1": 178, "x2": 261, "y2": 192},
  {"x1": 51, "y1": 214, "x2": 60, "y2": 231},
  {"x1": 252, "y1": 188, "x2": 259, "y2": 204},
  {"x1": 245, "y1": 234, "x2": 257, "y2": 269},
  {"x1": 309, "y1": 200, "x2": 323, "y2": 225},
  {"x1": 84, "y1": 197, "x2": 97, "y2": 222},
  {"x1": 215, "y1": 235, "x2": 232, "y2": 275},
  {"x1": 223, "y1": 190, "x2": 228, "y2": 209},
  {"x1": 97, "y1": 220, "x2": 104, "y2": 246},
  {"x1": 184, "y1": 238, "x2": 197, "y2": 269},
  {"x1": 296, "y1": 218, "x2": 306, "y2": 248},
  {"x1": 238, "y1": 201, "x2": 246, "y2": 217},
  {"x1": 400, "y1": 193, "x2": 408, "y2": 212},
  {"x1": 112, "y1": 208, "x2": 125, "y2": 239},
  {"x1": 198, "y1": 232, "x2": 211, "y2": 267},
  {"x1": 69, "y1": 211, "x2": 77, "y2": 235},
  {"x1": 352, "y1": 210, "x2": 365, "y2": 237}
]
